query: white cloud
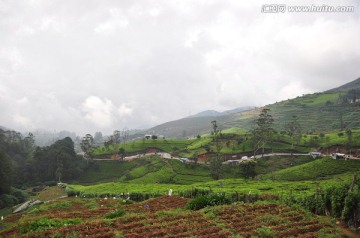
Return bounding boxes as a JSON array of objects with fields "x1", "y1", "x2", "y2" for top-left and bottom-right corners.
[
  {"x1": 94, "y1": 8, "x2": 129, "y2": 34},
  {"x1": 82, "y1": 96, "x2": 115, "y2": 128},
  {"x1": 13, "y1": 114, "x2": 33, "y2": 128},
  {"x1": 118, "y1": 103, "x2": 133, "y2": 117}
]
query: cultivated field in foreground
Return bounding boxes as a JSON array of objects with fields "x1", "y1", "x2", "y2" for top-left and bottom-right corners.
[{"x1": 0, "y1": 196, "x2": 348, "y2": 238}]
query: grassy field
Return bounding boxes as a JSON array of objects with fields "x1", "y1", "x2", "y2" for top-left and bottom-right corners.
[
  {"x1": 74, "y1": 160, "x2": 139, "y2": 184},
  {"x1": 68, "y1": 155, "x2": 360, "y2": 199},
  {"x1": 92, "y1": 139, "x2": 194, "y2": 155},
  {"x1": 74, "y1": 157, "x2": 216, "y2": 185},
  {"x1": 68, "y1": 173, "x2": 353, "y2": 199},
  {"x1": 263, "y1": 157, "x2": 360, "y2": 181},
  {"x1": 74, "y1": 155, "x2": 320, "y2": 186}
]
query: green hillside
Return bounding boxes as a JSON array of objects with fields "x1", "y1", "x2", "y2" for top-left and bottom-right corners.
[
  {"x1": 148, "y1": 78, "x2": 360, "y2": 139},
  {"x1": 263, "y1": 157, "x2": 360, "y2": 181},
  {"x1": 92, "y1": 139, "x2": 194, "y2": 155},
  {"x1": 74, "y1": 157, "x2": 215, "y2": 185},
  {"x1": 74, "y1": 155, "x2": 328, "y2": 186}
]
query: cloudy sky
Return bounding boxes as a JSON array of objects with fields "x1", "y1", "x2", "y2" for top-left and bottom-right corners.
[{"x1": 1, "y1": 0, "x2": 359, "y2": 135}]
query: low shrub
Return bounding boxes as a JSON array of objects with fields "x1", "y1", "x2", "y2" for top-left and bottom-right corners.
[
  {"x1": 42, "y1": 201, "x2": 72, "y2": 210},
  {"x1": 104, "y1": 209, "x2": 126, "y2": 219},
  {"x1": 11, "y1": 188, "x2": 29, "y2": 204},
  {"x1": 0, "y1": 194, "x2": 18, "y2": 208},
  {"x1": 120, "y1": 199, "x2": 134, "y2": 205},
  {"x1": 19, "y1": 218, "x2": 82, "y2": 233},
  {"x1": 186, "y1": 193, "x2": 231, "y2": 210},
  {"x1": 65, "y1": 186, "x2": 80, "y2": 197},
  {"x1": 257, "y1": 226, "x2": 275, "y2": 237}
]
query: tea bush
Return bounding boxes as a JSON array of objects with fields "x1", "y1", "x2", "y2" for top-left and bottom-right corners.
[
  {"x1": 104, "y1": 209, "x2": 126, "y2": 219},
  {"x1": 186, "y1": 193, "x2": 231, "y2": 210}
]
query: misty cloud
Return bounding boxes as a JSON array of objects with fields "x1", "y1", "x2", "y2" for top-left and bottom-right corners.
[{"x1": 0, "y1": 0, "x2": 359, "y2": 135}]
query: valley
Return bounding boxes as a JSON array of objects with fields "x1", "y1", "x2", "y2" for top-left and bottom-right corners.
[{"x1": 1, "y1": 78, "x2": 360, "y2": 237}]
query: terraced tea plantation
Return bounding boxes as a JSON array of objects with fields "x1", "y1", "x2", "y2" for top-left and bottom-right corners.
[{"x1": 0, "y1": 196, "x2": 347, "y2": 238}]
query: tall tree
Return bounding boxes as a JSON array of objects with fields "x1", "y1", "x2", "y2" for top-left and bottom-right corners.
[
  {"x1": 253, "y1": 108, "x2": 274, "y2": 156},
  {"x1": 80, "y1": 134, "x2": 94, "y2": 157},
  {"x1": 0, "y1": 150, "x2": 13, "y2": 195},
  {"x1": 284, "y1": 116, "x2": 302, "y2": 151},
  {"x1": 346, "y1": 128, "x2": 353, "y2": 153},
  {"x1": 113, "y1": 130, "x2": 121, "y2": 144},
  {"x1": 210, "y1": 120, "x2": 222, "y2": 180}
]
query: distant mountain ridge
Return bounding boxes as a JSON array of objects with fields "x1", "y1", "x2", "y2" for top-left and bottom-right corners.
[
  {"x1": 188, "y1": 106, "x2": 254, "y2": 118},
  {"x1": 189, "y1": 110, "x2": 222, "y2": 118},
  {"x1": 326, "y1": 77, "x2": 360, "y2": 92}
]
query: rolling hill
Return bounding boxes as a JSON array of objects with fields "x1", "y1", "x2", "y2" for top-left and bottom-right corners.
[
  {"x1": 326, "y1": 77, "x2": 360, "y2": 92},
  {"x1": 148, "y1": 77, "x2": 360, "y2": 138}
]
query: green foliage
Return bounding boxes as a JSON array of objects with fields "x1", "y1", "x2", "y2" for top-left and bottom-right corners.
[
  {"x1": 65, "y1": 186, "x2": 80, "y2": 197},
  {"x1": 76, "y1": 157, "x2": 213, "y2": 186},
  {"x1": 42, "y1": 201, "x2": 72, "y2": 210},
  {"x1": 77, "y1": 160, "x2": 138, "y2": 184},
  {"x1": 253, "y1": 108, "x2": 274, "y2": 155},
  {"x1": 280, "y1": 178, "x2": 360, "y2": 224},
  {"x1": 186, "y1": 193, "x2": 231, "y2": 210},
  {"x1": 0, "y1": 150, "x2": 13, "y2": 195},
  {"x1": 265, "y1": 157, "x2": 360, "y2": 181},
  {"x1": 0, "y1": 194, "x2": 18, "y2": 208},
  {"x1": 209, "y1": 120, "x2": 223, "y2": 180},
  {"x1": 92, "y1": 139, "x2": 193, "y2": 155},
  {"x1": 10, "y1": 187, "x2": 28, "y2": 204},
  {"x1": 284, "y1": 115, "x2": 302, "y2": 149},
  {"x1": 31, "y1": 137, "x2": 86, "y2": 183},
  {"x1": 256, "y1": 226, "x2": 274, "y2": 237},
  {"x1": 0, "y1": 187, "x2": 28, "y2": 209},
  {"x1": 255, "y1": 155, "x2": 313, "y2": 175},
  {"x1": 238, "y1": 160, "x2": 257, "y2": 179},
  {"x1": 19, "y1": 218, "x2": 82, "y2": 233},
  {"x1": 120, "y1": 199, "x2": 134, "y2": 205},
  {"x1": 104, "y1": 208, "x2": 126, "y2": 219}
]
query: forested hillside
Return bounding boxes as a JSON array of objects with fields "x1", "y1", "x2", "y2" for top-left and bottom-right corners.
[{"x1": 0, "y1": 129, "x2": 88, "y2": 209}]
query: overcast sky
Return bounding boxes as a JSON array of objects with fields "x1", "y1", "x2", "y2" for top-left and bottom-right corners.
[{"x1": 1, "y1": 0, "x2": 359, "y2": 136}]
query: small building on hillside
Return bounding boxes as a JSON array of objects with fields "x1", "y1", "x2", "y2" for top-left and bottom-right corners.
[
  {"x1": 111, "y1": 154, "x2": 121, "y2": 160},
  {"x1": 197, "y1": 152, "x2": 216, "y2": 163}
]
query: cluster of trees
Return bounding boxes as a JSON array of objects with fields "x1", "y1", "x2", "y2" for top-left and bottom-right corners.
[
  {"x1": 0, "y1": 129, "x2": 88, "y2": 208},
  {"x1": 103, "y1": 129, "x2": 129, "y2": 148},
  {"x1": 31, "y1": 137, "x2": 86, "y2": 182},
  {"x1": 209, "y1": 109, "x2": 302, "y2": 180},
  {"x1": 340, "y1": 89, "x2": 360, "y2": 104}
]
